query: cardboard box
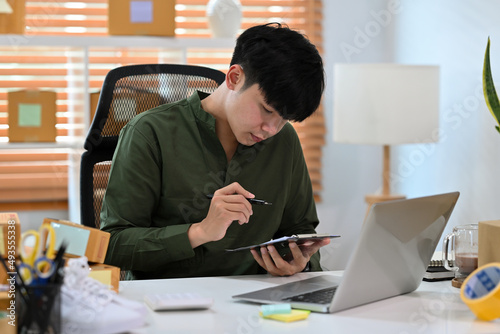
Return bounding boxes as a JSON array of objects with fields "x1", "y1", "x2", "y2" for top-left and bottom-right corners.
[
  {"x1": 0, "y1": 213, "x2": 20, "y2": 260},
  {"x1": 0, "y1": 265, "x2": 6, "y2": 285},
  {"x1": 42, "y1": 218, "x2": 110, "y2": 264},
  {"x1": 8, "y1": 90, "x2": 57, "y2": 142},
  {"x1": 0, "y1": 0, "x2": 25, "y2": 35},
  {"x1": 89, "y1": 263, "x2": 120, "y2": 292},
  {"x1": 478, "y1": 220, "x2": 500, "y2": 267},
  {"x1": 0, "y1": 292, "x2": 12, "y2": 313},
  {"x1": 0, "y1": 312, "x2": 16, "y2": 334},
  {"x1": 108, "y1": 0, "x2": 176, "y2": 36},
  {"x1": 0, "y1": 259, "x2": 12, "y2": 286}
]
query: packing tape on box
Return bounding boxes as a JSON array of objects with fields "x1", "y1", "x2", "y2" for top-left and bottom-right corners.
[{"x1": 460, "y1": 262, "x2": 500, "y2": 321}]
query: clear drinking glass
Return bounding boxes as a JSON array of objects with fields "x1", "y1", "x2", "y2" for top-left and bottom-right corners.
[{"x1": 442, "y1": 224, "x2": 478, "y2": 279}]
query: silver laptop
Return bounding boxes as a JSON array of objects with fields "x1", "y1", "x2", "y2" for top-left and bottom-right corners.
[{"x1": 233, "y1": 192, "x2": 460, "y2": 313}]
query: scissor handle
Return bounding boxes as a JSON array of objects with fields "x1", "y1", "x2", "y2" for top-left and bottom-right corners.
[
  {"x1": 33, "y1": 256, "x2": 55, "y2": 284},
  {"x1": 18, "y1": 262, "x2": 35, "y2": 285},
  {"x1": 20, "y1": 230, "x2": 40, "y2": 267},
  {"x1": 39, "y1": 224, "x2": 56, "y2": 259}
]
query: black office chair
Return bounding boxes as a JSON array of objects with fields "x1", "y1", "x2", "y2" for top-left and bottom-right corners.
[{"x1": 80, "y1": 64, "x2": 226, "y2": 229}]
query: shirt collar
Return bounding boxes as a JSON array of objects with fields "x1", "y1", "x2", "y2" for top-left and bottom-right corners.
[{"x1": 189, "y1": 91, "x2": 215, "y2": 129}]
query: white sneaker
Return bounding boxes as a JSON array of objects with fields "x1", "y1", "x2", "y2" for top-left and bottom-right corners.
[{"x1": 61, "y1": 257, "x2": 147, "y2": 334}]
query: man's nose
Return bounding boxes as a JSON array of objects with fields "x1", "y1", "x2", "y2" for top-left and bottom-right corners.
[{"x1": 263, "y1": 117, "x2": 286, "y2": 137}]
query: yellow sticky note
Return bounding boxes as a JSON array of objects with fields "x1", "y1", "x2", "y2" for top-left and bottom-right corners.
[
  {"x1": 88, "y1": 269, "x2": 112, "y2": 286},
  {"x1": 259, "y1": 309, "x2": 311, "y2": 322}
]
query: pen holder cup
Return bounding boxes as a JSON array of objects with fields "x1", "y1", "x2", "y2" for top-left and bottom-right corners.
[{"x1": 16, "y1": 283, "x2": 62, "y2": 334}]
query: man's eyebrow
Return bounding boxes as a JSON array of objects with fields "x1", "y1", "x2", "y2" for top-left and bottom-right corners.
[
  {"x1": 260, "y1": 99, "x2": 278, "y2": 112},
  {"x1": 264, "y1": 105, "x2": 278, "y2": 113},
  {"x1": 262, "y1": 99, "x2": 278, "y2": 113},
  {"x1": 263, "y1": 99, "x2": 291, "y2": 120}
]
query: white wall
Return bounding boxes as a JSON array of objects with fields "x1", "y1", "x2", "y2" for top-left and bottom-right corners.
[
  {"x1": 16, "y1": 210, "x2": 69, "y2": 233},
  {"x1": 394, "y1": 1, "x2": 500, "y2": 229},
  {"x1": 318, "y1": 0, "x2": 500, "y2": 270},
  {"x1": 317, "y1": 0, "x2": 398, "y2": 270}
]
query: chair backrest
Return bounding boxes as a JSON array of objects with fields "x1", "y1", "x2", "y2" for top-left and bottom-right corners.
[{"x1": 80, "y1": 64, "x2": 226, "y2": 228}]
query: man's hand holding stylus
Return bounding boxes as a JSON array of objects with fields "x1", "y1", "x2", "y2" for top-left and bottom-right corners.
[{"x1": 188, "y1": 182, "x2": 254, "y2": 248}]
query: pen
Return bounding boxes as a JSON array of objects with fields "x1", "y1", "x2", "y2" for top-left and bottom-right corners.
[
  {"x1": 206, "y1": 194, "x2": 272, "y2": 206},
  {"x1": 49, "y1": 242, "x2": 68, "y2": 284}
]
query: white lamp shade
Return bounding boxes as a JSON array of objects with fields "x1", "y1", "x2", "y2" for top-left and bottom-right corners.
[{"x1": 333, "y1": 64, "x2": 440, "y2": 145}]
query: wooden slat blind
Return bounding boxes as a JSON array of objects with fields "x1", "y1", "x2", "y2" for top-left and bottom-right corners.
[
  {"x1": 0, "y1": 0, "x2": 324, "y2": 210},
  {"x1": 0, "y1": 149, "x2": 69, "y2": 211}
]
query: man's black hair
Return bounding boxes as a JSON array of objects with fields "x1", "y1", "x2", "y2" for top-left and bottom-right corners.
[{"x1": 230, "y1": 22, "x2": 325, "y2": 122}]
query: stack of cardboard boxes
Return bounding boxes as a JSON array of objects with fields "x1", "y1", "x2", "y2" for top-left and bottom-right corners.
[
  {"x1": 41, "y1": 218, "x2": 120, "y2": 292},
  {"x1": 0, "y1": 215, "x2": 120, "y2": 303},
  {"x1": 0, "y1": 215, "x2": 120, "y2": 332}
]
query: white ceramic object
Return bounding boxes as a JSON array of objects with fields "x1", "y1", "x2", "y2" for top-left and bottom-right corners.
[{"x1": 206, "y1": 0, "x2": 242, "y2": 38}]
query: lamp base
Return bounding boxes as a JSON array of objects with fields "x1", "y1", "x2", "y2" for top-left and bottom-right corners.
[{"x1": 364, "y1": 193, "x2": 406, "y2": 222}]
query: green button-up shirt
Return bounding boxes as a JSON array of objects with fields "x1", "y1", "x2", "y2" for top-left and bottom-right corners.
[{"x1": 100, "y1": 91, "x2": 321, "y2": 279}]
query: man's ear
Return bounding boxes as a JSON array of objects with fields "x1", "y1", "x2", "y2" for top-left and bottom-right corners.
[{"x1": 226, "y1": 64, "x2": 244, "y2": 90}]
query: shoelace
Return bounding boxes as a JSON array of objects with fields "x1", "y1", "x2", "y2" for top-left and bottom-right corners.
[
  {"x1": 63, "y1": 256, "x2": 115, "y2": 311},
  {"x1": 62, "y1": 280, "x2": 114, "y2": 311}
]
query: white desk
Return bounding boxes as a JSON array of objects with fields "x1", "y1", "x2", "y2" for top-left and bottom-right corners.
[{"x1": 119, "y1": 271, "x2": 500, "y2": 334}]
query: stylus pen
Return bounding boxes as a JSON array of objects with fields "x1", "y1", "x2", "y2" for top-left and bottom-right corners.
[{"x1": 206, "y1": 194, "x2": 272, "y2": 206}]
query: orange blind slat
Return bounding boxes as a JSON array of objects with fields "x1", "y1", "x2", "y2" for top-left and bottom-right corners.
[{"x1": 0, "y1": 150, "x2": 69, "y2": 162}]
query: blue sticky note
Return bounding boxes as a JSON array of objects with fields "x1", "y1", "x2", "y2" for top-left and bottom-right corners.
[
  {"x1": 261, "y1": 304, "x2": 292, "y2": 316},
  {"x1": 18, "y1": 103, "x2": 42, "y2": 127},
  {"x1": 130, "y1": 1, "x2": 153, "y2": 23}
]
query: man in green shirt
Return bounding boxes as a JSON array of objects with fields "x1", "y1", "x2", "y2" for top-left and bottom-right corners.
[{"x1": 100, "y1": 23, "x2": 329, "y2": 279}]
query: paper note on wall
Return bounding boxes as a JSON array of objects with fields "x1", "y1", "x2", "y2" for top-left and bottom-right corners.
[
  {"x1": 130, "y1": 1, "x2": 153, "y2": 23},
  {"x1": 18, "y1": 103, "x2": 42, "y2": 127}
]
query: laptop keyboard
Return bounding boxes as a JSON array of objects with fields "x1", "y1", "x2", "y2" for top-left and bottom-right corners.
[{"x1": 281, "y1": 286, "x2": 337, "y2": 304}]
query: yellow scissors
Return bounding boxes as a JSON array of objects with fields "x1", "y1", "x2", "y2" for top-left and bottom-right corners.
[{"x1": 19, "y1": 224, "x2": 56, "y2": 285}]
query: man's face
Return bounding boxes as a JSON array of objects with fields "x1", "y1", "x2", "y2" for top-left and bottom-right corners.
[{"x1": 226, "y1": 83, "x2": 288, "y2": 146}]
